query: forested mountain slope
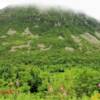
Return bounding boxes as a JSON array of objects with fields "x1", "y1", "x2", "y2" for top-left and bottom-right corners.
[
  {"x1": 0, "y1": 7, "x2": 100, "y2": 66},
  {"x1": 0, "y1": 6, "x2": 100, "y2": 99}
]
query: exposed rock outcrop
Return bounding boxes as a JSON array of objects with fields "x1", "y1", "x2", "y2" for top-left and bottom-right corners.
[
  {"x1": 6, "y1": 28, "x2": 16, "y2": 36},
  {"x1": 10, "y1": 40, "x2": 32, "y2": 52},
  {"x1": 65, "y1": 47, "x2": 74, "y2": 52},
  {"x1": 81, "y1": 33, "x2": 100, "y2": 44},
  {"x1": 22, "y1": 27, "x2": 33, "y2": 36}
]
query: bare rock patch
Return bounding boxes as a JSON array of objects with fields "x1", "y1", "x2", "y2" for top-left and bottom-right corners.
[
  {"x1": 95, "y1": 32, "x2": 100, "y2": 39},
  {"x1": 65, "y1": 47, "x2": 74, "y2": 52},
  {"x1": 71, "y1": 35, "x2": 81, "y2": 44},
  {"x1": 0, "y1": 35, "x2": 7, "y2": 39},
  {"x1": 22, "y1": 27, "x2": 33, "y2": 36},
  {"x1": 80, "y1": 33, "x2": 100, "y2": 44},
  {"x1": 6, "y1": 28, "x2": 16, "y2": 36},
  {"x1": 37, "y1": 43, "x2": 52, "y2": 51},
  {"x1": 10, "y1": 40, "x2": 32, "y2": 52},
  {"x1": 58, "y1": 36, "x2": 64, "y2": 40}
]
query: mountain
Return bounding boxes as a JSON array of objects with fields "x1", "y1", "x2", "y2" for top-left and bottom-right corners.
[
  {"x1": 0, "y1": 6, "x2": 100, "y2": 34},
  {"x1": 0, "y1": 6, "x2": 100, "y2": 99},
  {"x1": 0, "y1": 6, "x2": 100, "y2": 66}
]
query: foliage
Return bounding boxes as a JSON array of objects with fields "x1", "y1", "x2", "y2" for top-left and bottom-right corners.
[{"x1": 0, "y1": 6, "x2": 100, "y2": 99}]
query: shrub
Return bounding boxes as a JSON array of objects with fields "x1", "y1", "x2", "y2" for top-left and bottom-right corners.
[
  {"x1": 65, "y1": 67, "x2": 100, "y2": 96},
  {"x1": 27, "y1": 67, "x2": 42, "y2": 93}
]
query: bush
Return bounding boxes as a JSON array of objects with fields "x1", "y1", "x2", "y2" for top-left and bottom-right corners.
[
  {"x1": 65, "y1": 67, "x2": 100, "y2": 96},
  {"x1": 28, "y1": 67, "x2": 42, "y2": 93}
]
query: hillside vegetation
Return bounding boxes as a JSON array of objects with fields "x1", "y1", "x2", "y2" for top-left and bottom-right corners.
[{"x1": 0, "y1": 6, "x2": 100, "y2": 100}]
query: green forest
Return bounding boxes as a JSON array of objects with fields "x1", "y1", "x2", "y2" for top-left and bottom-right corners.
[{"x1": 0, "y1": 6, "x2": 100, "y2": 100}]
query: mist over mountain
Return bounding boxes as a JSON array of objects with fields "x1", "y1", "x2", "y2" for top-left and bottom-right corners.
[
  {"x1": 0, "y1": 6, "x2": 100, "y2": 34},
  {"x1": 0, "y1": 0, "x2": 100, "y2": 20}
]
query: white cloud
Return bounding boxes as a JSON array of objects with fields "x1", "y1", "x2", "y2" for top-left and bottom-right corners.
[{"x1": 0, "y1": 0, "x2": 100, "y2": 20}]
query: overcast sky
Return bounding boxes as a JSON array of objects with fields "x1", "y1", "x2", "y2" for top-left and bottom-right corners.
[{"x1": 0, "y1": 0, "x2": 100, "y2": 20}]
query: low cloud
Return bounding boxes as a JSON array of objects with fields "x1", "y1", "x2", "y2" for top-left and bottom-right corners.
[{"x1": 0, "y1": 0, "x2": 100, "y2": 20}]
